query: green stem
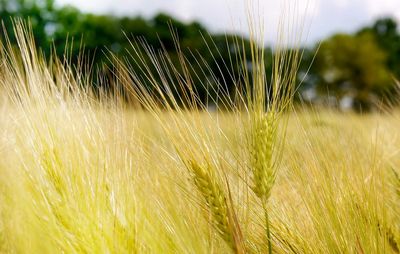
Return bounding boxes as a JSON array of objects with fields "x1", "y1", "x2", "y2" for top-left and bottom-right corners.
[
  {"x1": 265, "y1": 209, "x2": 272, "y2": 254},
  {"x1": 263, "y1": 198, "x2": 272, "y2": 254}
]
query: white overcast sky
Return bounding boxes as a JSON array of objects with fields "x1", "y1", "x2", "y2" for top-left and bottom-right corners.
[{"x1": 55, "y1": 0, "x2": 400, "y2": 44}]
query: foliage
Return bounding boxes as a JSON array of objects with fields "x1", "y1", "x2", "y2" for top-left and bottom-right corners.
[
  {"x1": 359, "y1": 17, "x2": 400, "y2": 78},
  {"x1": 313, "y1": 32, "x2": 392, "y2": 110},
  {"x1": 1, "y1": 0, "x2": 400, "y2": 111}
]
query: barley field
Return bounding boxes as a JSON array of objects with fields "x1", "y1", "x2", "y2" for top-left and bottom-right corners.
[{"x1": 0, "y1": 20, "x2": 399, "y2": 254}]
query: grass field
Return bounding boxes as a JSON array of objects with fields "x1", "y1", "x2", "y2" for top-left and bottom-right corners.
[{"x1": 0, "y1": 20, "x2": 399, "y2": 254}]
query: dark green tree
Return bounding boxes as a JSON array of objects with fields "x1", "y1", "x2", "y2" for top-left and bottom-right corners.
[
  {"x1": 358, "y1": 17, "x2": 400, "y2": 78},
  {"x1": 313, "y1": 32, "x2": 392, "y2": 110},
  {"x1": 0, "y1": 0, "x2": 55, "y2": 53}
]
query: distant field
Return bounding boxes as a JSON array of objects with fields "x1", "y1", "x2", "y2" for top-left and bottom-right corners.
[{"x1": 1, "y1": 104, "x2": 399, "y2": 253}]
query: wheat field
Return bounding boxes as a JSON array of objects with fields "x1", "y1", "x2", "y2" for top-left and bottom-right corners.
[{"x1": 0, "y1": 17, "x2": 399, "y2": 254}]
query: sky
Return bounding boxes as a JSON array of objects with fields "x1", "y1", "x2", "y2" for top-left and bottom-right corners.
[{"x1": 55, "y1": 0, "x2": 400, "y2": 44}]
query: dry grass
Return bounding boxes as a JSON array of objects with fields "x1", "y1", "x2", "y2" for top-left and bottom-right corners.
[{"x1": 0, "y1": 10, "x2": 399, "y2": 254}]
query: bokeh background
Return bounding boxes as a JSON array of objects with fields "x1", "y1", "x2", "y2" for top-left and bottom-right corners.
[{"x1": 1, "y1": 0, "x2": 400, "y2": 111}]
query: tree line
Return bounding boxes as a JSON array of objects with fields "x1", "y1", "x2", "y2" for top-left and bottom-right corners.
[{"x1": 1, "y1": 0, "x2": 400, "y2": 111}]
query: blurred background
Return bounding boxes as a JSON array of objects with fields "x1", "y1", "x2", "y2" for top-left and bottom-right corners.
[{"x1": 1, "y1": 0, "x2": 399, "y2": 111}]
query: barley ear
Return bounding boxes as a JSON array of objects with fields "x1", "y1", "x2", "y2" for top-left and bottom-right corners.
[
  {"x1": 188, "y1": 160, "x2": 240, "y2": 252},
  {"x1": 248, "y1": 110, "x2": 278, "y2": 254},
  {"x1": 250, "y1": 111, "x2": 277, "y2": 201}
]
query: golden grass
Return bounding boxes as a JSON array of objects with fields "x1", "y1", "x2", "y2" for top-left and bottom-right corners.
[{"x1": 0, "y1": 13, "x2": 399, "y2": 254}]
